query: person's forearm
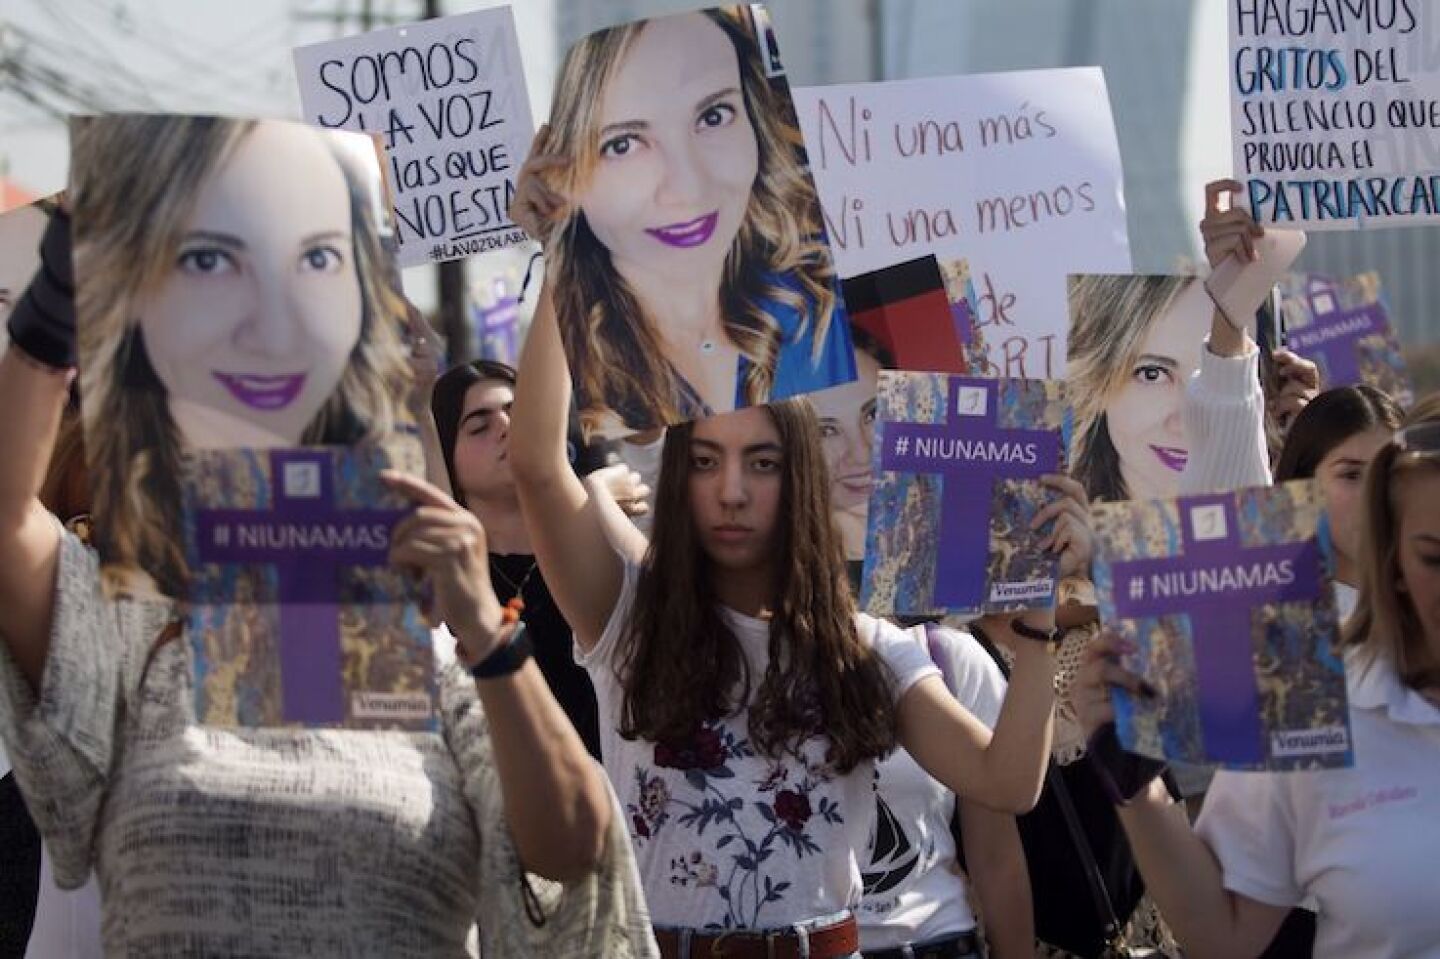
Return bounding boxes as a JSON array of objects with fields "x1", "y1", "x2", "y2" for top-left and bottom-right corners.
[
  {"x1": 979, "y1": 619, "x2": 1056, "y2": 812},
  {"x1": 0, "y1": 351, "x2": 71, "y2": 689},
  {"x1": 472, "y1": 659, "x2": 612, "y2": 882},
  {"x1": 1117, "y1": 778, "x2": 1258, "y2": 957},
  {"x1": 961, "y1": 806, "x2": 1033, "y2": 959},
  {"x1": 510, "y1": 284, "x2": 573, "y2": 484}
]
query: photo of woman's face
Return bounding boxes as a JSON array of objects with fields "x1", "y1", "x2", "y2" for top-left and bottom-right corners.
[
  {"x1": 814, "y1": 348, "x2": 882, "y2": 512},
  {"x1": 579, "y1": 12, "x2": 759, "y2": 279},
  {"x1": 137, "y1": 120, "x2": 362, "y2": 449},
  {"x1": 1104, "y1": 280, "x2": 1209, "y2": 501},
  {"x1": 0, "y1": 203, "x2": 47, "y2": 334}
]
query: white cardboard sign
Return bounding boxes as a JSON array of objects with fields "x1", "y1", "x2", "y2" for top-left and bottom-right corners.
[
  {"x1": 1229, "y1": 0, "x2": 1440, "y2": 230},
  {"x1": 793, "y1": 68, "x2": 1132, "y2": 379},
  {"x1": 294, "y1": 7, "x2": 534, "y2": 266}
]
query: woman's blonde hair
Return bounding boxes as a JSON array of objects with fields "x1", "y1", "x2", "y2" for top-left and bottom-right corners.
[
  {"x1": 1066, "y1": 274, "x2": 1193, "y2": 502},
  {"x1": 1344, "y1": 392, "x2": 1440, "y2": 692},
  {"x1": 543, "y1": 7, "x2": 838, "y2": 432},
  {"x1": 70, "y1": 115, "x2": 413, "y2": 597}
]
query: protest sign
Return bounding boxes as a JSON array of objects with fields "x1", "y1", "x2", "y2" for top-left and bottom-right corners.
[
  {"x1": 71, "y1": 116, "x2": 434, "y2": 728},
  {"x1": 549, "y1": 6, "x2": 856, "y2": 436},
  {"x1": 860, "y1": 372, "x2": 1070, "y2": 616},
  {"x1": 294, "y1": 7, "x2": 534, "y2": 265},
  {"x1": 1279, "y1": 270, "x2": 1415, "y2": 405},
  {"x1": 1092, "y1": 481, "x2": 1350, "y2": 771},
  {"x1": 1229, "y1": 0, "x2": 1440, "y2": 229},
  {"x1": 186, "y1": 446, "x2": 435, "y2": 730},
  {"x1": 793, "y1": 69, "x2": 1131, "y2": 380},
  {"x1": 817, "y1": 256, "x2": 986, "y2": 564}
]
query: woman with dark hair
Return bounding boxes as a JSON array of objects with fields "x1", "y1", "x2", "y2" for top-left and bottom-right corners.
[
  {"x1": 430, "y1": 358, "x2": 606, "y2": 758},
  {"x1": 510, "y1": 148, "x2": 1062, "y2": 958},
  {"x1": 1274, "y1": 385, "x2": 1405, "y2": 619}
]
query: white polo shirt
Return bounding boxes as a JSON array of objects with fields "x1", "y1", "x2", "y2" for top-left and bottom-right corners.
[{"x1": 1196, "y1": 647, "x2": 1440, "y2": 958}]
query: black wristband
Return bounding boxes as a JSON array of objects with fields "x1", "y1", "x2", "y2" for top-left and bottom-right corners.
[
  {"x1": 469, "y1": 622, "x2": 533, "y2": 680},
  {"x1": 1009, "y1": 617, "x2": 1061, "y2": 646},
  {"x1": 7, "y1": 211, "x2": 76, "y2": 370}
]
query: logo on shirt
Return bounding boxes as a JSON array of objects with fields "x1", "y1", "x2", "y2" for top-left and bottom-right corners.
[
  {"x1": 1328, "y1": 784, "x2": 1419, "y2": 821},
  {"x1": 862, "y1": 794, "x2": 921, "y2": 896}
]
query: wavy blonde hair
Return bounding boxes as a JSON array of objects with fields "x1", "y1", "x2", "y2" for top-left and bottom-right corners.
[
  {"x1": 1066, "y1": 274, "x2": 1194, "y2": 503},
  {"x1": 70, "y1": 116, "x2": 413, "y2": 597},
  {"x1": 1344, "y1": 393, "x2": 1440, "y2": 693},
  {"x1": 543, "y1": 7, "x2": 838, "y2": 432}
]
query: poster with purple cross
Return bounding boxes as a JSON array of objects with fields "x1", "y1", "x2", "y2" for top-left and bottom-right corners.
[
  {"x1": 1091, "y1": 480, "x2": 1351, "y2": 772},
  {"x1": 1278, "y1": 271, "x2": 1415, "y2": 408},
  {"x1": 860, "y1": 372, "x2": 1070, "y2": 617},
  {"x1": 182, "y1": 445, "x2": 437, "y2": 730}
]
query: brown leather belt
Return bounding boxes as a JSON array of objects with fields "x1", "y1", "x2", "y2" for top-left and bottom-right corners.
[{"x1": 655, "y1": 913, "x2": 859, "y2": 959}]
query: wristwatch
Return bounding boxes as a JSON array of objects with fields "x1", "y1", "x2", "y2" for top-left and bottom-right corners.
[
  {"x1": 1009, "y1": 617, "x2": 1063, "y2": 650},
  {"x1": 469, "y1": 623, "x2": 533, "y2": 680}
]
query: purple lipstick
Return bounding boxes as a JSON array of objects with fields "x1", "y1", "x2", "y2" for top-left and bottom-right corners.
[
  {"x1": 213, "y1": 371, "x2": 307, "y2": 411},
  {"x1": 645, "y1": 211, "x2": 719, "y2": 249},
  {"x1": 1150, "y1": 444, "x2": 1189, "y2": 473}
]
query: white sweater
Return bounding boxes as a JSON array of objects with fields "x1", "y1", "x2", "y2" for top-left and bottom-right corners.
[{"x1": 1178, "y1": 341, "x2": 1272, "y2": 497}]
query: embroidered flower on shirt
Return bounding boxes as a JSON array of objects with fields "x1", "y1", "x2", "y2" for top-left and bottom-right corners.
[
  {"x1": 773, "y1": 789, "x2": 812, "y2": 831},
  {"x1": 627, "y1": 719, "x2": 846, "y2": 929},
  {"x1": 655, "y1": 725, "x2": 727, "y2": 771}
]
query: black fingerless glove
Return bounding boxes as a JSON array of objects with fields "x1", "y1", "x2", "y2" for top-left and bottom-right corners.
[
  {"x1": 1086, "y1": 724, "x2": 1169, "y2": 805},
  {"x1": 7, "y1": 209, "x2": 76, "y2": 370}
]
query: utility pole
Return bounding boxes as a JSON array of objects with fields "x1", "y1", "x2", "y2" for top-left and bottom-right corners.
[{"x1": 424, "y1": 0, "x2": 473, "y2": 362}]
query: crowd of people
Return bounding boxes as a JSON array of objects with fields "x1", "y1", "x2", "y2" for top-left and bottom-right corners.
[{"x1": 2, "y1": 9, "x2": 1439, "y2": 959}]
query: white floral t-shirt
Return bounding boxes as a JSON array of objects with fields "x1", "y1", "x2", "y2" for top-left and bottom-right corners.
[{"x1": 579, "y1": 563, "x2": 938, "y2": 931}]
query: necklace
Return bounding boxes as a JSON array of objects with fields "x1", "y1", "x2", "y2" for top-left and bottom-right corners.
[{"x1": 489, "y1": 556, "x2": 539, "y2": 625}]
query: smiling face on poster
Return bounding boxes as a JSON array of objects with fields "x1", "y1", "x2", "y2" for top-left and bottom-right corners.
[
  {"x1": 1068, "y1": 274, "x2": 1213, "y2": 504},
  {"x1": 541, "y1": 5, "x2": 855, "y2": 435},
  {"x1": 70, "y1": 115, "x2": 416, "y2": 599}
]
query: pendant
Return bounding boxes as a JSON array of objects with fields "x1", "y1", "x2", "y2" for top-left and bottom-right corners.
[{"x1": 699, "y1": 339, "x2": 717, "y2": 355}]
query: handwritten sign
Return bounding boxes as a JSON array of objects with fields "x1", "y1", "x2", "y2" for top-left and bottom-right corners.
[
  {"x1": 294, "y1": 8, "x2": 534, "y2": 266},
  {"x1": 1229, "y1": 0, "x2": 1440, "y2": 229},
  {"x1": 793, "y1": 69, "x2": 1131, "y2": 379}
]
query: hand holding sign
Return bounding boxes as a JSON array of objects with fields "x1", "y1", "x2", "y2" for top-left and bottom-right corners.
[
  {"x1": 508, "y1": 124, "x2": 570, "y2": 248},
  {"x1": 383, "y1": 469, "x2": 509, "y2": 664},
  {"x1": 1031, "y1": 473, "x2": 1094, "y2": 581}
]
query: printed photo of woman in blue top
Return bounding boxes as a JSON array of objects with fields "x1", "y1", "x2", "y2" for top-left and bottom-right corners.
[{"x1": 521, "y1": 5, "x2": 856, "y2": 435}]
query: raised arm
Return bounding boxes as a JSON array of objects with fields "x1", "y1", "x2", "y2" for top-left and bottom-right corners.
[
  {"x1": 1072, "y1": 634, "x2": 1290, "y2": 958},
  {"x1": 384, "y1": 470, "x2": 611, "y2": 882},
  {"x1": 898, "y1": 617, "x2": 1057, "y2": 814},
  {"x1": 507, "y1": 135, "x2": 622, "y2": 651},
  {"x1": 1174, "y1": 180, "x2": 1277, "y2": 496},
  {"x1": 0, "y1": 212, "x2": 75, "y2": 691}
]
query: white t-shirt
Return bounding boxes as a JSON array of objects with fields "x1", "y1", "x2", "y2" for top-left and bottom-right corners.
[
  {"x1": 1195, "y1": 648, "x2": 1440, "y2": 958},
  {"x1": 858, "y1": 625, "x2": 1006, "y2": 950},
  {"x1": 579, "y1": 562, "x2": 938, "y2": 931}
]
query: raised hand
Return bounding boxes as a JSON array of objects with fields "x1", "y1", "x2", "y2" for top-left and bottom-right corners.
[
  {"x1": 382, "y1": 469, "x2": 510, "y2": 664},
  {"x1": 1271, "y1": 348, "x2": 1321, "y2": 428},
  {"x1": 1031, "y1": 473, "x2": 1094, "y2": 580},
  {"x1": 1200, "y1": 178, "x2": 1264, "y2": 267},
  {"x1": 509, "y1": 124, "x2": 571, "y2": 247}
]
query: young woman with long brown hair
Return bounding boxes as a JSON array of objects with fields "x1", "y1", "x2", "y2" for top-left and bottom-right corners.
[{"x1": 510, "y1": 143, "x2": 1062, "y2": 959}]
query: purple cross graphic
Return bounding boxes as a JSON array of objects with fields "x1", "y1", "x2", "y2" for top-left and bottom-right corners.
[
  {"x1": 880, "y1": 377, "x2": 1061, "y2": 609},
  {"x1": 1286, "y1": 302, "x2": 1387, "y2": 390},
  {"x1": 193, "y1": 449, "x2": 406, "y2": 725},
  {"x1": 1110, "y1": 495, "x2": 1322, "y2": 765}
]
